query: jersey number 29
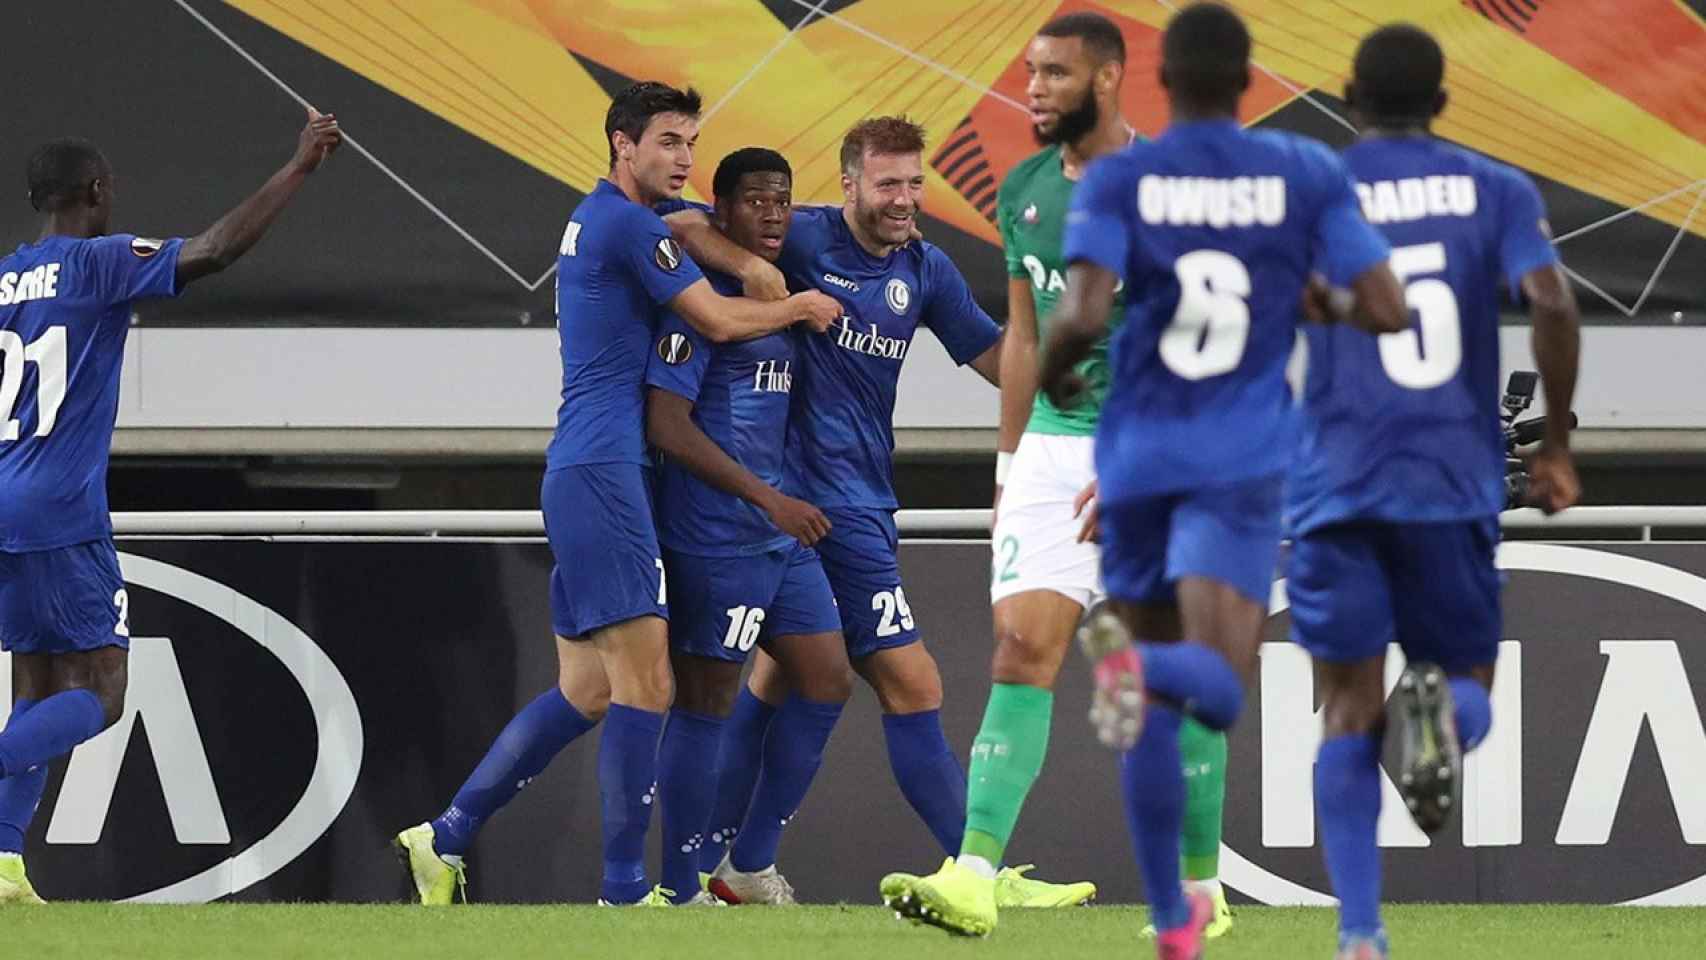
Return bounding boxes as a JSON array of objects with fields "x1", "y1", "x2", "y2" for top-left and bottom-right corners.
[{"x1": 0, "y1": 326, "x2": 67, "y2": 441}]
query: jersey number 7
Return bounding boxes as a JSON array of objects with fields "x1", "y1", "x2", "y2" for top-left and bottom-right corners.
[{"x1": 0, "y1": 326, "x2": 67, "y2": 441}]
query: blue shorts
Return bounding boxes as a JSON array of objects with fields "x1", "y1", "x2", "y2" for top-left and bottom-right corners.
[
  {"x1": 817, "y1": 507, "x2": 918, "y2": 659},
  {"x1": 1100, "y1": 474, "x2": 1283, "y2": 607},
  {"x1": 0, "y1": 540, "x2": 130, "y2": 654},
  {"x1": 1289, "y1": 518, "x2": 1502, "y2": 673},
  {"x1": 543, "y1": 464, "x2": 667, "y2": 638},
  {"x1": 663, "y1": 542, "x2": 841, "y2": 664}
]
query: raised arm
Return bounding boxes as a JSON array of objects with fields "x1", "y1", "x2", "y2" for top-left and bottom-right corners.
[
  {"x1": 176, "y1": 108, "x2": 341, "y2": 288},
  {"x1": 667, "y1": 280, "x2": 841, "y2": 344},
  {"x1": 646, "y1": 388, "x2": 831, "y2": 545}
]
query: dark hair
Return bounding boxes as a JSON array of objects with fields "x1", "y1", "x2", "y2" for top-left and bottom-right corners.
[
  {"x1": 1161, "y1": 2, "x2": 1251, "y2": 106},
  {"x1": 1353, "y1": 24, "x2": 1445, "y2": 123},
  {"x1": 839, "y1": 116, "x2": 927, "y2": 176},
  {"x1": 605, "y1": 81, "x2": 702, "y2": 168},
  {"x1": 26, "y1": 138, "x2": 109, "y2": 212},
  {"x1": 1038, "y1": 11, "x2": 1127, "y2": 66},
  {"x1": 713, "y1": 147, "x2": 792, "y2": 200}
]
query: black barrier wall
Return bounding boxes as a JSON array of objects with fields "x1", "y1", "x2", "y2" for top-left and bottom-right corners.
[{"x1": 2, "y1": 539, "x2": 1704, "y2": 904}]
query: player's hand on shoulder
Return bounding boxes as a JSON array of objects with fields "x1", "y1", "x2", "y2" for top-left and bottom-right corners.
[
  {"x1": 791, "y1": 290, "x2": 842, "y2": 333},
  {"x1": 739, "y1": 258, "x2": 788, "y2": 302},
  {"x1": 766, "y1": 493, "x2": 832, "y2": 546},
  {"x1": 292, "y1": 107, "x2": 343, "y2": 175},
  {"x1": 1524, "y1": 444, "x2": 1581, "y2": 515}
]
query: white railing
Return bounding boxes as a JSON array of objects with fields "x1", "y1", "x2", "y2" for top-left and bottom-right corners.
[{"x1": 107, "y1": 507, "x2": 1706, "y2": 540}]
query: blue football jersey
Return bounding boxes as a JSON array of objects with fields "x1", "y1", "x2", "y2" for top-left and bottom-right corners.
[
  {"x1": 549, "y1": 179, "x2": 704, "y2": 470},
  {"x1": 1065, "y1": 119, "x2": 1391, "y2": 502},
  {"x1": 1286, "y1": 137, "x2": 1558, "y2": 534},
  {"x1": 647, "y1": 269, "x2": 797, "y2": 557},
  {"x1": 0, "y1": 234, "x2": 182, "y2": 552},
  {"x1": 777, "y1": 206, "x2": 1000, "y2": 509}
]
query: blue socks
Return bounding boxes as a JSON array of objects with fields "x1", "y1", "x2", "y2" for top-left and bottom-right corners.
[
  {"x1": 1122, "y1": 703, "x2": 1188, "y2": 932},
  {"x1": 1449, "y1": 677, "x2": 1492, "y2": 751},
  {"x1": 658, "y1": 709, "x2": 725, "y2": 902},
  {"x1": 598, "y1": 703, "x2": 664, "y2": 904},
  {"x1": 699, "y1": 688, "x2": 777, "y2": 872},
  {"x1": 430, "y1": 688, "x2": 595, "y2": 857},
  {"x1": 882, "y1": 709, "x2": 967, "y2": 855},
  {"x1": 1138, "y1": 643, "x2": 1244, "y2": 731},
  {"x1": 0, "y1": 688, "x2": 106, "y2": 779},
  {"x1": 731, "y1": 697, "x2": 843, "y2": 873},
  {"x1": 1316, "y1": 733, "x2": 1383, "y2": 938},
  {"x1": 0, "y1": 700, "x2": 48, "y2": 853}
]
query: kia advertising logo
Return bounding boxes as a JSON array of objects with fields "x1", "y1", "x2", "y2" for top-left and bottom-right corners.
[
  {"x1": 1224, "y1": 544, "x2": 1706, "y2": 906},
  {"x1": 0, "y1": 553, "x2": 363, "y2": 903}
]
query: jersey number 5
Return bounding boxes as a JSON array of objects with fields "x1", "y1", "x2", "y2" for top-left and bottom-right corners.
[
  {"x1": 1162, "y1": 251, "x2": 1251, "y2": 380},
  {"x1": 0, "y1": 326, "x2": 67, "y2": 441},
  {"x1": 1378, "y1": 242, "x2": 1461, "y2": 389}
]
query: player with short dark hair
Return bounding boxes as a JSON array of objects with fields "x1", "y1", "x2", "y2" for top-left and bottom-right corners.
[
  {"x1": 1290, "y1": 23, "x2": 1579, "y2": 960},
  {"x1": 393, "y1": 82, "x2": 841, "y2": 907},
  {"x1": 669, "y1": 117, "x2": 1087, "y2": 907},
  {"x1": 1000, "y1": 3, "x2": 1406, "y2": 953},
  {"x1": 646, "y1": 147, "x2": 851, "y2": 906},
  {"x1": 0, "y1": 110, "x2": 342, "y2": 904}
]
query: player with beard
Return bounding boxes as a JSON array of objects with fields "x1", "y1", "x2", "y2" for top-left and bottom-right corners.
[{"x1": 881, "y1": 11, "x2": 1230, "y2": 938}]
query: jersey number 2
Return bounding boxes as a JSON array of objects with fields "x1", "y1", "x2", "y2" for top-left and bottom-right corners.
[
  {"x1": 1162, "y1": 251, "x2": 1251, "y2": 380},
  {"x1": 0, "y1": 326, "x2": 67, "y2": 441},
  {"x1": 1378, "y1": 242, "x2": 1462, "y2": 389}
]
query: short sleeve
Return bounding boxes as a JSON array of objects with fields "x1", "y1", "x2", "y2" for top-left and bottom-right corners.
[
  {"x1": 1308, "y1": 150, "x2": 1390, "y2": 287},
  {"x1": 645, "y1": 312, "x2": 712, "y2": 403},
  {"x1": 996, "y1": 180, "x2": 1027, "y2": 279},
  {"x1": 84, "y1": 234, "x2": 184, "y2": 306},
  {"x1": 1494, "y1": 167, "x2": 1559, "y2": 291},
  {"x1": 1061, "y1": 155, "x2": 1131, "y2": 278},
  {"x1": 922, "y1": 247, "x2": 1001, "y2": 365},
  {"x1": 620, "y1": 208, "x2": 704, "y2": 306}
]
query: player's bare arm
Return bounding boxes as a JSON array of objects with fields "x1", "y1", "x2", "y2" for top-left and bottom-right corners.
[
  {"x1": 176, "y1": 108, "x2": 341, "y2": 287},
  {"x1": 1522, "y1": 262, "x2": 1582, "y2": 513},
  {"x1": 997, "y1": 276, "x2": 1042, "y2": 479},
  {"x1": 968, "y1": 336, "x2": 1003, "y2": 386},
  {"x1": 665, "y1": 208, "x2": 788, "y2": 301},
  {"x1": 1037, "y1": 261, "x2": 1118, "y2": 409},
  {"x1": 646, "y1": 387, "x2": 831, "y2": 545},
  {"x1": 668, "y1": 278, "x2": 839, "y2": 343}
]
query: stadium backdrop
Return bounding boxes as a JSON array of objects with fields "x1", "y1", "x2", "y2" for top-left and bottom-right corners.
[{"x1": 3, "y1": 2, "x2": 1705, "y2": 438}]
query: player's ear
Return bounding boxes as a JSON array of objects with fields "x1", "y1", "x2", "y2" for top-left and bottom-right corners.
[
  {"x1": 87, "y1": 176, "x2": 109, "y2": 210},
  {"x1": 1236, "y1": 63, "x2": 1251, "y2": 95},
  {"x1": 1157, "y1": 62, "x2": 1170, "y2": 93},
  {"x1": 840, "y1": 172, "x2": 856, "y2": 203},
  {"x1": 1096, "y1": 60, "x2": 1122, "y2": 97},
  {"x1": 1432, "y1": 89, "x2": 1448, "y2": 119}
]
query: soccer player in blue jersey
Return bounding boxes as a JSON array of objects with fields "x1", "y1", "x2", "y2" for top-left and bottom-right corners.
[
  {"x1": 670, "y1": 117, "x2": 1092, "y2": 909},
  {"x1": 394, "y1": 83, "x2": 841, "y2": 907},
  {"x1": 1288, "y1": 25, "x2": 1580, "y2": 960},
  {"x1": 1022, "y1": 4, "x2": 1411, "y2": 954},
  {"x1": 646, "y1": 147, "x2": 852, "y2": 906},
  {"x1": 0, "y1": 111, "x2": 343, "y2": 903}
]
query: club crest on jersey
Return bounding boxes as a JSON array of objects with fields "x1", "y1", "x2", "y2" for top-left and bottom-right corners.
[
  {"x1": 1022, "y1": 203, "x2": 1039, "y2": 225},
  {"x1": 884, "y1": 278, "x2": 911, "y2": 315},
  {"x1": 131, "y1": 237, "x2": 165, "y2": 259},
  {"x1": 654, "y1": 237, "x2": 684, "y2": 272},
  {"x1": 657, "y1": 332, "x2": 694, "y2": 365}
]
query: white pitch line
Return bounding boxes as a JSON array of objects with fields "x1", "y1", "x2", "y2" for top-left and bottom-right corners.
[
  {"x1": 704, "y1": 1, "x2": 830, "y2": 123},
  {"x1": 784, "y1": 0, "x2": 1028, "y2": 113},
  {"x1": 171, "y1": 0, "x2": 535, "y2": 290},
  {"x1": 1631, "y1": 183, "x2": 1706, "y2": 315}
]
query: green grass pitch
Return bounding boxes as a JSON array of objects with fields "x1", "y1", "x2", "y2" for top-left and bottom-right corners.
[{"x1": 7, "y1": 903, "x2": 1705, "y2": 959}]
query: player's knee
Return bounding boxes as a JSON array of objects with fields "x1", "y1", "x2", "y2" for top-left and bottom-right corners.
[
  {"x1": 559, "y1": 674, "x2": 610, "y2": 722},
  {"x1": 990, "y1": 620, "x2": 1064, "y2": 687},
  {"x1": 91, "y1": 667, "x2": 127, "y2": 730},
  {"x1": 1320, "y1": 686, "x2": 1385, "y2": 738},
  {"x1": 875, "y1": 660, "x2": 942, "y2": 714},
  {"x1": 795, "y1": 663, "x2": 853, "y2": 705}
]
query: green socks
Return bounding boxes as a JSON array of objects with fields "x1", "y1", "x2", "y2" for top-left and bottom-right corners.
[
  {"x1": 1180, "y1": 718, "x2": 1227, "y2": 881},
  {"x1": 960, "y1": 683, "x2": 1053, "y2": 864}
]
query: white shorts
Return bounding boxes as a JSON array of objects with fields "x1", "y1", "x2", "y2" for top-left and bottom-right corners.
[{"x1": 990, "y1": 432, "x2": 1104, "y2": 610}]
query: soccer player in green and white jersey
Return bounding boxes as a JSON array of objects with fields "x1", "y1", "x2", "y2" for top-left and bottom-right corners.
[{"x1": 882, "y1": 11, "x2": 1230, "y2": 938}]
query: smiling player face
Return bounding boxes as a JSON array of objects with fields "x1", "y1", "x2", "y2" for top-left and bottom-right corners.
[
  {"x1": 627, "y1": 112, "x2": 699, "y2": 204},
  {"x1": 845, "y1": 150, "x2": 924, "y2": 249},
  {"x1": 1025, "y1": 35, "x2": 1101, "y2": 146},
  {"x1": 718, "y1": 171, "x2": 792, "y2": 263}
]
